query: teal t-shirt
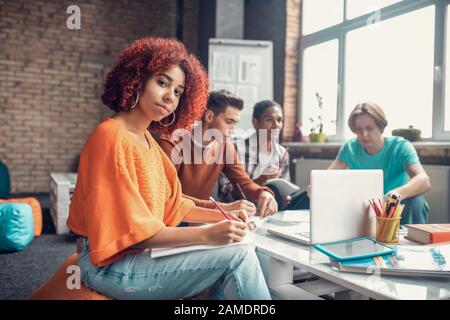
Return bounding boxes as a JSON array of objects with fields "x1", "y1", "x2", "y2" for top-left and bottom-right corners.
[{"x1": 336, "y1": 137, "x2": 419, "y2": 194}]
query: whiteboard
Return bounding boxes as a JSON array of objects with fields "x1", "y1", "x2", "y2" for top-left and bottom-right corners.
[{"x1": 208, "y1": 38, "x2": 273, "y2": 134}]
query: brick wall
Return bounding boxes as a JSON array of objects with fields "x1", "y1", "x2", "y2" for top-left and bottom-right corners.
[
  {"x1": 183, "y1": 0, "x2": 200, "y2": 55},
  {"x1": 0, "y1": 0, "x2": 198, "y2": 193},
  {"x1": 283, "y1": 0, "x2": 301, "y2": 141}
]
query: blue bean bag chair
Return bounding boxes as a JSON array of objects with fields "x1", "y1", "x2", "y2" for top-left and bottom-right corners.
[
  {"x1": 0, "y1": 203, "x2": 34, "y2": 252},
  {"x1": 0, "y1": 160, "x2": 10, "y2": 199}
]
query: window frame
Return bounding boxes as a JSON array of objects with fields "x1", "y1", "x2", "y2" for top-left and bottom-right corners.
[{"x1": 298, "y1": 0, "x2": 450, "y2": 141}]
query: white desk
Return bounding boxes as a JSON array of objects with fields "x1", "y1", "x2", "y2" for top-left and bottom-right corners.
[{"x1": 253, "y1": 217, "x2": 450, "y2": 300}]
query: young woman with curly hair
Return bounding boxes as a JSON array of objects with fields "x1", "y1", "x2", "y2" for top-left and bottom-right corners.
[{"x1": 67, "y1": 37, "x2": 271, "y2": 300}]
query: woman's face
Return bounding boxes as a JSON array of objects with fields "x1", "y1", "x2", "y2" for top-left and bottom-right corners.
[
  {"x1": 253, "y1": 105, "x2": 283, "y2": 140},
  {"x1": 353, "y1": 114, "x2": 383, "y2": 150},
  {"x1": 138, "y1": 64, "x2": 185, "y2": 121}
]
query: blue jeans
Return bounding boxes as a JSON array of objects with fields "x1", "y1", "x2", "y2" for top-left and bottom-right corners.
[
  {"x1": 77, "y1": 238, "x2": 271, "y2": 300},
  {"x1": 400, "y1": 194, "x2": 429, "y2": 225}
]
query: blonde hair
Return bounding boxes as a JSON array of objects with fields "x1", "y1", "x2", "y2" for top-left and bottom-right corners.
[{"x1": 348, "y1": 102, "x2": 388, "y2": 133}]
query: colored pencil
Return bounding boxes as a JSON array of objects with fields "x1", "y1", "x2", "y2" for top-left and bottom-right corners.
[{"x1": 209, "y1": 196, "x2": 239, "y2": 221}]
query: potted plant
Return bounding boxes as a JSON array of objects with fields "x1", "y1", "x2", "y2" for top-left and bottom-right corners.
[
  {"x1": 392, "y1": 125, "x2": 422, "y2": 142},
  {"x1": 308, "y1": 92, "x2": 328, "y2": 143}
]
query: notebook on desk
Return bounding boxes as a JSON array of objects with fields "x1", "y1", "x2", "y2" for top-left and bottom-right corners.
[
  {"x1": 330, "y1": 243, "x2": 450, "y2": 277},
  {"x1": 151, "y1": 232, "x2": 255, "y2": 258},
  {"x1": 267, "y1": 170, "x2": 383, "y2": 245}
]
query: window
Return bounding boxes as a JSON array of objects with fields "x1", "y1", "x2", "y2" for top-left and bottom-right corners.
[
  {"x1": 300, "y1": 0, "x2": 450, "y2": 141},
  {"x1": 346, "y1": 0, "x2": 402, "y2": 19},
  {"x1": 302, "y1": 0, "x2": 344, "y2": 35},
  {"x1": 345, "y1": 6, "x2": 435, "y2": 138},
  {"x1": 302, "y1": 40, "x2": 338, "y2": 135}
]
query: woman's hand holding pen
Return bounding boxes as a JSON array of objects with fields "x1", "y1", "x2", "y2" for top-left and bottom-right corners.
[
  {"x1": 203, "y1": 220, "x2": 247, "y2": 245},
  {"x1": 228, "y1": 209, "x2": 250, "y2": 224},
  {"x1": 208, "y1": 196, "x2": 252, "y2": 235}
]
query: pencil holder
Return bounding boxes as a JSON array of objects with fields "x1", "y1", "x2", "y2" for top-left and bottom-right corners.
[{"x1": 376, "y1": 216, "x2": 400, "y2": 244}]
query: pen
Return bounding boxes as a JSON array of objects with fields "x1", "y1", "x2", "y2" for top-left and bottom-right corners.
[
  {"x1": 209, "y1": 196, "x2": 239, "y2": 221},
  {"x1": 370, "y1": 199, "x2": 380, "y2": 216},
  {"x1": 236, "y1": 183, "x2": 247, "y2": 200},
  {"x1": 389, "y1": 195, "x2": 401, "y2": 218},
  {"x1": 369, "y1": 199, "x2": 377, "y2": 216},
  {"x1": 394, "y1": 204, "x2": 405, "y2": 219},
  {"x1": 385, "y1": 201, "x2": 393, "y2": 218},
  {"x1": 373, "y1": 198, "x2": 383, "y2": 217},
  {"x1": 381, "y1": 199, "x2": 388, "y2": 217}
]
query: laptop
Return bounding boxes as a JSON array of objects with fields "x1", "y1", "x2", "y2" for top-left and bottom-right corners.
[{"x1": 267, "y1": 170, "x2": 383, "y2": 245}]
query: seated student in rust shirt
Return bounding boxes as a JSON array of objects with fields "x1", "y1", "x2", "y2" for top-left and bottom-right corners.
[{"x1": 158, "y1": 90, "x2": 278, "y2": 217}]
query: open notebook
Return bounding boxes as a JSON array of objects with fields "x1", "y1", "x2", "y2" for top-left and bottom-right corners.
[{"x1": 150, "y1": 231, "x2": 255, "y2": 258}]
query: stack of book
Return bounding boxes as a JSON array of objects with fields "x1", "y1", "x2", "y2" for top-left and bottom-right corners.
[
  {"x1": 405, "y1": 224, "x2": 450, "y2": 244},
  {"x1": 330, "y1": 243, "x2": 450, "y2": 278}
]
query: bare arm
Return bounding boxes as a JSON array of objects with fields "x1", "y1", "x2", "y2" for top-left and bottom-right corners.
[
  {"x1": 133, "y1": 221, "x2": 247, "y2": 249},
  {"x1": 387, "y1": 163, "x2": 431, "y2": 200},
  {"x1": 183, "y1": 194, "x2": 257, "y2": 215},
  {"x1": 133, "y1": 206, "x2": 249, "y2": 249},
  {"x1": 182, "y1": 205, "x2": 249, "y2": 224},
  {"x1": 328, "y1": 159, "x2": 348, "y2": 170}
]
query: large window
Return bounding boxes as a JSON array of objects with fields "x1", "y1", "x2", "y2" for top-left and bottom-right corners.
[
  {"x1": 302, "y1": 40, "x2": 338, "y2": 135},
  {"x1": 300, "y1": 0, "x2": 450, "y2": 141},
  {"x1": 345, "y1": 6, "x2": 435, "y2": 138},
  {"x1": 302, "y1": 0, "x2": 344, "y2": 35},
  {"x1": 346, "y1": 0, "x2": 402, "y2": 19}
]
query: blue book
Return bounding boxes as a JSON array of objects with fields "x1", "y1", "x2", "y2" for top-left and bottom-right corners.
[{"x1": 330, "y1": 244, "x2": 450, "y2": 277}]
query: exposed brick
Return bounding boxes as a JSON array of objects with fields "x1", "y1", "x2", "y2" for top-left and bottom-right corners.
[
  {"x1": 282, "y1": 0, "x2": 302, "y2": 142},
  {"x1": 1, "y1": 0, "x2": 198, "y2": 192}
]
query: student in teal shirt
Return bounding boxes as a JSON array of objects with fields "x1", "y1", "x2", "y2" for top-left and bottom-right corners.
[{"x1": 330, "y1": 102, "x2": 431, "y2": 225}]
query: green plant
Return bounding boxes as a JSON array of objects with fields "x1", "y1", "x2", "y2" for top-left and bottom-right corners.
[
  {"x1": 308, "y1": 92, "x2": 336, "y2": 135},
  {"x1": 309, "y1": 92, "x2": 324, "y2": 133},
  {"x1": 392, "y1": 125, "x2": 422, "y2": 142}
]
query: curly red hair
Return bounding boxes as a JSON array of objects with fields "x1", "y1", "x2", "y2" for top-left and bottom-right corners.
[{"x1": 101, "y1": 37, "x2": 209, "y2": 135}]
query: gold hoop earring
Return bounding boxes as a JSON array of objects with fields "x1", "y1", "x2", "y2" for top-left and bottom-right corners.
[
  {"x1": 130, "y1": 92, "x2": 139, "y2": 109},
  {"x1": 159, "y1": 112, "x2": 176, "y2": 127}
]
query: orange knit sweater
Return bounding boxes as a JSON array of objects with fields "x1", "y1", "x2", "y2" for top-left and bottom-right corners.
[{"x1": 67, "y1": 118, "x2": 195, "y2": 267}]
